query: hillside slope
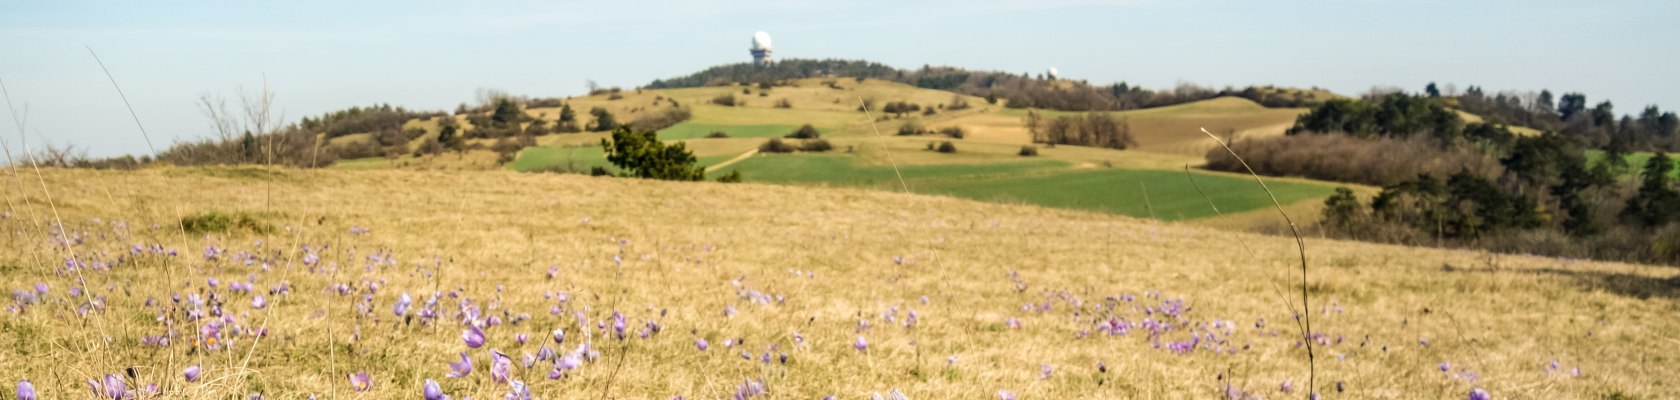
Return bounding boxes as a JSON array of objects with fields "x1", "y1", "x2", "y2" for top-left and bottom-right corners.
[{"x1": 2, "y1": 167, "x2": 1673, "y2": 398}]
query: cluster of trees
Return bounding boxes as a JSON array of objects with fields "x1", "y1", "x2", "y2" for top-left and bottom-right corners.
[
  {"x1": 1433, "y1": 84, "x2": 1680, "y2": 152},
  {"x1": 1024, "y1": 111, "x2": 1136, "y2": 150},
  {"x1": 300, "y1": 103, "x2": 435, "y2": 139},
  {"x1": 646, "y1": 59, "x2": 1329, "y2": 112},
  {"x1": 1221, "y1": 85, "x2": 1680, "y2": 264},
  {"x1": 1206, "y1": 134, "x2": 1503, "y2": 187}
]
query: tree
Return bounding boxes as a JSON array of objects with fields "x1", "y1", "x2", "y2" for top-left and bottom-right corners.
[
  {"x1": 1425, "y1": 82, "x2": 1440, "y2": 98},
  {"x1": 1623, "y1": 152, "x2": 1680, "y2": 227},
  {"x1": 590, "y1": 107, "x2": 618, "y2": 132},
  {"x1": 600, "y1": 126, "x2": 704, "y2": 181},
  {"x1": 1558, "y1": 93, "x2": 1587, "y2": 121},
  {"x1": 491, "y1": 99, "x2": 521, "y2": 125}
]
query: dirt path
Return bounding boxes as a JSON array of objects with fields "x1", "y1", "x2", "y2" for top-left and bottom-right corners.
[{"x1": 705, "y1": 148, "x2": 759, "y2": 173}]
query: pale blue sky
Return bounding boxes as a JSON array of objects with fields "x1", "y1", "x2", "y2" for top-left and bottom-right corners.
[{"x1": 2, "y1": 0, "x2": 1676, "y2": 157}]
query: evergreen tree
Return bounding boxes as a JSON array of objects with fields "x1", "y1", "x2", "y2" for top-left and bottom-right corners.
[{"x1": 600, "y1": 126, "x2": 704, "y2": 181}]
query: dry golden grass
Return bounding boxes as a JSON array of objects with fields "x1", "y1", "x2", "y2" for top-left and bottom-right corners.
[{"x1": 0, "y1": 167, "x2": 1674, "y2": 399}]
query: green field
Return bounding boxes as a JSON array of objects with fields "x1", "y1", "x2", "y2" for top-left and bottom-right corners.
[
  {"x1": 658, "y1": 123, "x2": 802, "y2": 140},
  {"x1": 1587, "y1": 150, "x2": 1680, "y2": 179},
  {"x1": 715, "y1": 153, "x2": 1067, "y2": 187},
  {"x1": 508, "y1": 144, "x2": 733, "y2": 173},
  {"x1": 922, "y1": 168, "x2": 1337, "y2": 221},
  {"x1": 716, "y1": 153, "x2": 1337, "y2": 220}
]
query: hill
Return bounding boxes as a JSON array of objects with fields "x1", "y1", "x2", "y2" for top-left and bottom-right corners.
[
  {"x1": 329, "y1": 78, "x2": 1343, "y2": 224},
  {"x1": 2, "y1": 167, "x2": 1673, "y2": 398}
]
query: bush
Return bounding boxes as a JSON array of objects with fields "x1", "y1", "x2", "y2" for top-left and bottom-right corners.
[
  {"x1": 786, "y1": 124, "x2": 821, "y2": 139},
  {"x1": 897, "y1": 120, "x2": 925, "y2": 136},
  {"x1": 589, "y1": 107, "x2": 618, "y2": 132},
  {"x1": 799, "y1": 139, "x2": 834, "y2": 152},
  {"x1": 936, "y1": 141, "x2": 957, "y2": 153},
  {"x1": 938, "y1": 126, "x2": 965, "y2": 139},
  {"x1": 716, "y1": 170, "x2": 743, "y2": 183},
  {"x1": 774, "y1": 98, "x2": 792, "y2": 108},
  {"x1": 759, "y1": 138, "x2": 797, "y2": 153},
  {"x1": 710, "y1": 94, "x2": 738, "y2": 107},
  {"x1": 705, "y1": 131, "x2": 730, "y2": 138},
  {"x1": 628, "y1": 107, "x2": 693, "y2": 132},
  {"x1": 180, "y1": 211, "x2": 273, "y2": 235},
  {"x1": 1018, "y1": 145, "x2": 1039, "y2": 156}
]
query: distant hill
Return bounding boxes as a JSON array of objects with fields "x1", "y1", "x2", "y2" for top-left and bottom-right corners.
[{"x1": 648, "y1": 59, "x2": 1332, "y2": 112}]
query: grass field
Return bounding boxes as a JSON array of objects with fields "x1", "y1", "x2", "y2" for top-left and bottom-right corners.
[
  {"x1": 920, "y1": 168, "x2": 1338, "y2": 221},
  {"x1": 1, "y1": 167, "x2": 1674, "y2": 399},
  {"x1": 713, "y1": 152, "x2": 1340, "y2": 221},
  {"x1": 1587, "y1": 150, "x2": 1680, "y2": 179}
]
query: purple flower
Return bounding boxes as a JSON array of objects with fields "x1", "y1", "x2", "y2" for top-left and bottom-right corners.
[
  {"x1": 90, "y1": 374, "x2": 126, "y2": 399},
  {"x1": 696, "y1": 338, "x2": 710, "y2": 351},
  {"x1": 1419, "y1": 337, "x2": 1429, "y2": 346},
  {"x1": 423, "y1": 379, "x2": 447, "y2": 400},
  {"x1": 33, "y1": 283, "x2": 47, "y2": 295},
  {"x1": 394, "y1": 293, "x2": 412, "y2": 317},
  {"x1": 1439, "y1": 362, "x2": 1451, "y2": 372},
  {"x1": 1469, "y1": 388, "x2": 1490, "y2": 400},
  {"x1": 1280, "y1": 379, "x2": 1294, "y2": 393},
  {"x1": 463, "y1": 325, "x2": 486, "y2": 349},
  {"x1": 348, "y1": 371, "x2": 371, "y2": 391},
  {"x1": 447, "y1": 352, "x2": 472, "y2": 378},
  {"x1": 490, "y1": 350, "x2": 512, "y2": 383},
  {"x1": 853, "y1": 336, "x2": 868, "y2": 352},
  {"x1": 557, "y1": 352, "x2": 583, "y2": 371},
  {"x1": 16, "y1": 379, "x2": 36, "y2": 400},
  {"x1": 251, "y1": 295, "x2": 267, "y2": 309},
  {"x1": 552, "y1": 328, "x2": 565, "y2": 344},
  {"x1": 515, "y1": 333, "x2": 529, "y2": 345},
  {"x1": 184, "y1": 365, "x2": 201, "y2": 382},
  {"x1": 505, "y1": 380, "x2": 532, "y2": 400},
  {"x1": 997, "y1": 390, "x2": 1017, "y2": 400},
  {"x1": 1040, "y1": 364, "x2": 1052, "y2": 380}
]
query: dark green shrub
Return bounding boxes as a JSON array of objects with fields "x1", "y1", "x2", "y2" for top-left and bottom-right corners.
[
  {"x1": 936, "y1": 141, "x2": 957, "y2": 153},
  {"x1": 786, "y1": 124, "x2": 821, "y2": 139},
  {"x1": 760, "y1": 138, "x2": 796, "y2": 153}
]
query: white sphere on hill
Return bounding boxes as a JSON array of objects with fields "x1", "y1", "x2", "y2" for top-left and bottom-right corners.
[
  {"x1": 1048, "y1": 67, "x2": 1059, "y2": 79},
  {"x1": 752, "y1": 31, "x2": 773, "y2": 51}
]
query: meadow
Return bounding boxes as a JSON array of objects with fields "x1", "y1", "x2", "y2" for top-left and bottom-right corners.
[{"x1": 2, "y1": 167, "x2": 1675, "y2": 399}]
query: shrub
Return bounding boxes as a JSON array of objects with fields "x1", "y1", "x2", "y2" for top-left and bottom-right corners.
[
  {"x1": 759, "y1": 138, "x2": 797, "y2": 153},
  {"x1": 589, "y1": 107, "x2": 618, "y2": 132},
  {"x1": 799, "y1": 139, "x2": 834, "y2": 152},
  {"x1": 716, "y1": 170, "x2": 743, "y2": 183},
  {"x1": 180, "y1": 211, "x2": 273, "y2": 235},
  {"x1": 938, "y1": 126, "x2": 965, "y2": 139},
  {"x1": 936, "y1": 141, "x2": 957, "y2": 153},
  {"x1": 705, "y1": 131, "x2": 730, "y2": 138},
  {"x1": 897, "y1": 120, "x2": 925, "y2": 136},
  {"x1": 786, "y1": 124, "x2": 821, "y2": 139},
  {"x1": 711, "y1": 94, "x2": 739, "y2": 107},
  {"x1": 1018, "y1": 145, "x2": 1039, "y2": 156},
  {"x1": 628, "y1": 107, "x2": 693, "y2": 133},
  {"x1": 774, "y1": 98, "x2": 792, "y2": 108}
]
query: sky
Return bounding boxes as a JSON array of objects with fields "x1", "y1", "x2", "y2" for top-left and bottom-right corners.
[{"x1": 2, "y1": 0, "x2": 1676, "y2": 158}]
